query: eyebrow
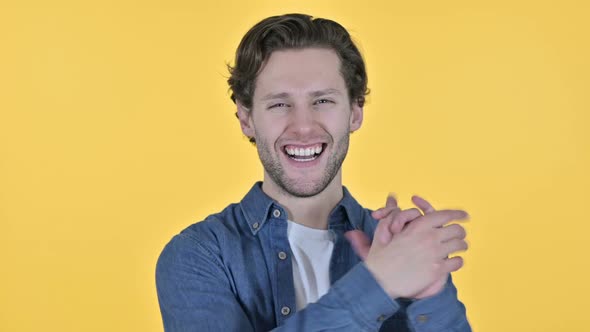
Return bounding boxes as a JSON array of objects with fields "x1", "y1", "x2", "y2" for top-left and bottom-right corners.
[{"x1": 260, "y1": 89, "x2": 342, "y2": 101}]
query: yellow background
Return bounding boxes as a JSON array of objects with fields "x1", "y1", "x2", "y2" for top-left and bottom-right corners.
[{"x1": 1, "y1": 0, "x2": 588, "y2": 331}]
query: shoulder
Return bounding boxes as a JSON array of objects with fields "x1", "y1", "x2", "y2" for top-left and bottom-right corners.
[
  {"x1": 181, "y1": 205, "x2": 243, "y2": 245},
  {"x1": 156, "y1": 203, "x2": 246, "y2": 272}
]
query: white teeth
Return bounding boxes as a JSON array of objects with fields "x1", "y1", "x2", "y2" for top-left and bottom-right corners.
[
  {"x1": 293, "y1": 156, "x2": 316, "y2": 162},
  {"x1": 285, "y1": 144, "x2": 323, "y2": 157}
]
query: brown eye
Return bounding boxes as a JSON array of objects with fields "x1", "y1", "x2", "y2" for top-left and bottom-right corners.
[
  {"x1": 314, "y1": 99, "x2": 333, "y2": 105},
  {"x1": 268, "y1": 103, "x2": 288, "y2": 109}
]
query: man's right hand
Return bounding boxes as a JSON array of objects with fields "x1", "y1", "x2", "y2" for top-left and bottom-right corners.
[{"x1": 364, "y1": 208, "x2": 469, "y2": 299}]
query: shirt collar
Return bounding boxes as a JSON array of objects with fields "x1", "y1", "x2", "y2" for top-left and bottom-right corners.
[{"x1": 240, "y1": 182, "x2": 365, "y2": 235}]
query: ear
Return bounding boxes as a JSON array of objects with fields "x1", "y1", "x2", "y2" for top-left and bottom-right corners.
[
  {"x1": 349, "y1": 102, "x2": 364, "y2": 132},
  {"x1": 236, "y1": 101, "x2": 255, "y2": 138}
]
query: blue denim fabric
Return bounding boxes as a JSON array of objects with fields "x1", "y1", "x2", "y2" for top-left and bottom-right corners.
[{"x1": 156, "y1": 182, "x2": 471, "y2": 332}]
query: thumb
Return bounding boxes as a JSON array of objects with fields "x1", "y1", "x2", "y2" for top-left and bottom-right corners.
[{"x1": 344, "y1": 230, "x2": 371, "y2": 260}]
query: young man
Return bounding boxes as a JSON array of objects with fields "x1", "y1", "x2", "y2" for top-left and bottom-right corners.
[{"x1": 156, "y1": 13, "x2": 471, "y2": 331}]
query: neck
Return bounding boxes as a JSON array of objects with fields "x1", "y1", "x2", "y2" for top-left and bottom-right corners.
[{"x1": 261, "y1": 172, "x2": 343, "y2": 230}]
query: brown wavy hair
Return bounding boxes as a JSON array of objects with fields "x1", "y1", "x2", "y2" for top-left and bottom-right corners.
[{"x1": 227, "y1": 13, "x2": 369, "y2": 115}]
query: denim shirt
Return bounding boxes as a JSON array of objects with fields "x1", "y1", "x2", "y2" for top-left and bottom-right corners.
[{"x1": 156, "y1": 182, "x2": 471, "y2": 331}]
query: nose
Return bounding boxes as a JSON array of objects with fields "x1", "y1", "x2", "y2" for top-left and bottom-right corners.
[{"x1": 286, "y1": 104, "x2": 316, "y2": 136}]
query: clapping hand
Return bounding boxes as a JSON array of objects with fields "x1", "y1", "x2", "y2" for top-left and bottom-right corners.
[{"x1": 345, "y1": 194, "x2": 469, "y2": 299}]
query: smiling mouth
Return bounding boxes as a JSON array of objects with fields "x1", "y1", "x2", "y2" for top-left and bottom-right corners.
[{"x1": 283, "y1": 143, "x2": 326, "y2": 162}]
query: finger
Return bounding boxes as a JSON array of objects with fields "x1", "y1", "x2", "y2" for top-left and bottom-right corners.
[
  {"x1": 371, "y1": 194, "x2": 399, "y2": 219},
  {"x1": 344, "y1": 230, "x2": 371, "y2": 260},
  {"x1": 385, "y1": 194, "x2": 398, "y2": 208},
  {"x1": 376, "y1": 214, "x2": 395, "y2": 245},
  {"x1": 412, "y1": 195, "x2": 436, "y2": 215},
  {"x1": 419, "y1": 210, "x2": 469, "y2": 228},
  {"x1": 371, "y1": 205, "x2": 399, "y2": 220},
  {"x1": 437, "y1": 224, "x2": 467, "y2": 242},
  {"x1": 441, "y1": 256, "x2": 464, "y2": 273},
  {"x1": 389, "y1": 208, "x2": 422, "y2": 234},
  {"x1": 440, "y1": 239, "x2": 468, "y2": 258},
  {"x1": 372, "y1": 194, "x2": 400, "y2": 244}
]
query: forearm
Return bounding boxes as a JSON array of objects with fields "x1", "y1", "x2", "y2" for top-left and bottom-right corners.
[
  {"x1": 274, "y1": 267, "x2": 471, "y2": 332},
  {"x1": 273, "y1": 263, "x2": 401, "y2": 331},
  {"x1": 158, "y1": 257, "x2": 399, "y2": 332}
]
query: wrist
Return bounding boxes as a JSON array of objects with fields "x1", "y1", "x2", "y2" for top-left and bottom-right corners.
[{"x1": 364, "y1": 260, "x2": 401, "y2": 299}]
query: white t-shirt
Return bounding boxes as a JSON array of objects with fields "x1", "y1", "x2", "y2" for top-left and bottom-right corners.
[{"x1": 287, "y1": 220, "x2": 335, "y2": 311}]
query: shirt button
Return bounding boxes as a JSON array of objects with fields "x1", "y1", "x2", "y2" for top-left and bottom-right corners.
[
  {"x1": 281, "y1": 306, "x2": 291, "y2": 316},
  {"x1": 273, "y1": 209, "x2": 281, "y2": 218},
  {"x1": 417, "y1": 314, "x2": 429, "y2": 323},
  {"x1": 252, "y1": 222, "x2": 259, "y2": 229},
  {"x1": 377, "y1": 315, "x2": 386, "y2": 322},
  {"x1": 278, "y1": 251, "x2": 287, "y2": 260}
]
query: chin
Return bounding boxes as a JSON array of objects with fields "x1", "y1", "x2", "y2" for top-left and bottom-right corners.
[{"x1": 276, "y1": 175, "x2": 334, "y2": 198}]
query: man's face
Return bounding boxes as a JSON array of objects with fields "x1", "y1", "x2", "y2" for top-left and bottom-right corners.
[{"x1": 238, "y1": 48, "x2": 363, "y2": 198}]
